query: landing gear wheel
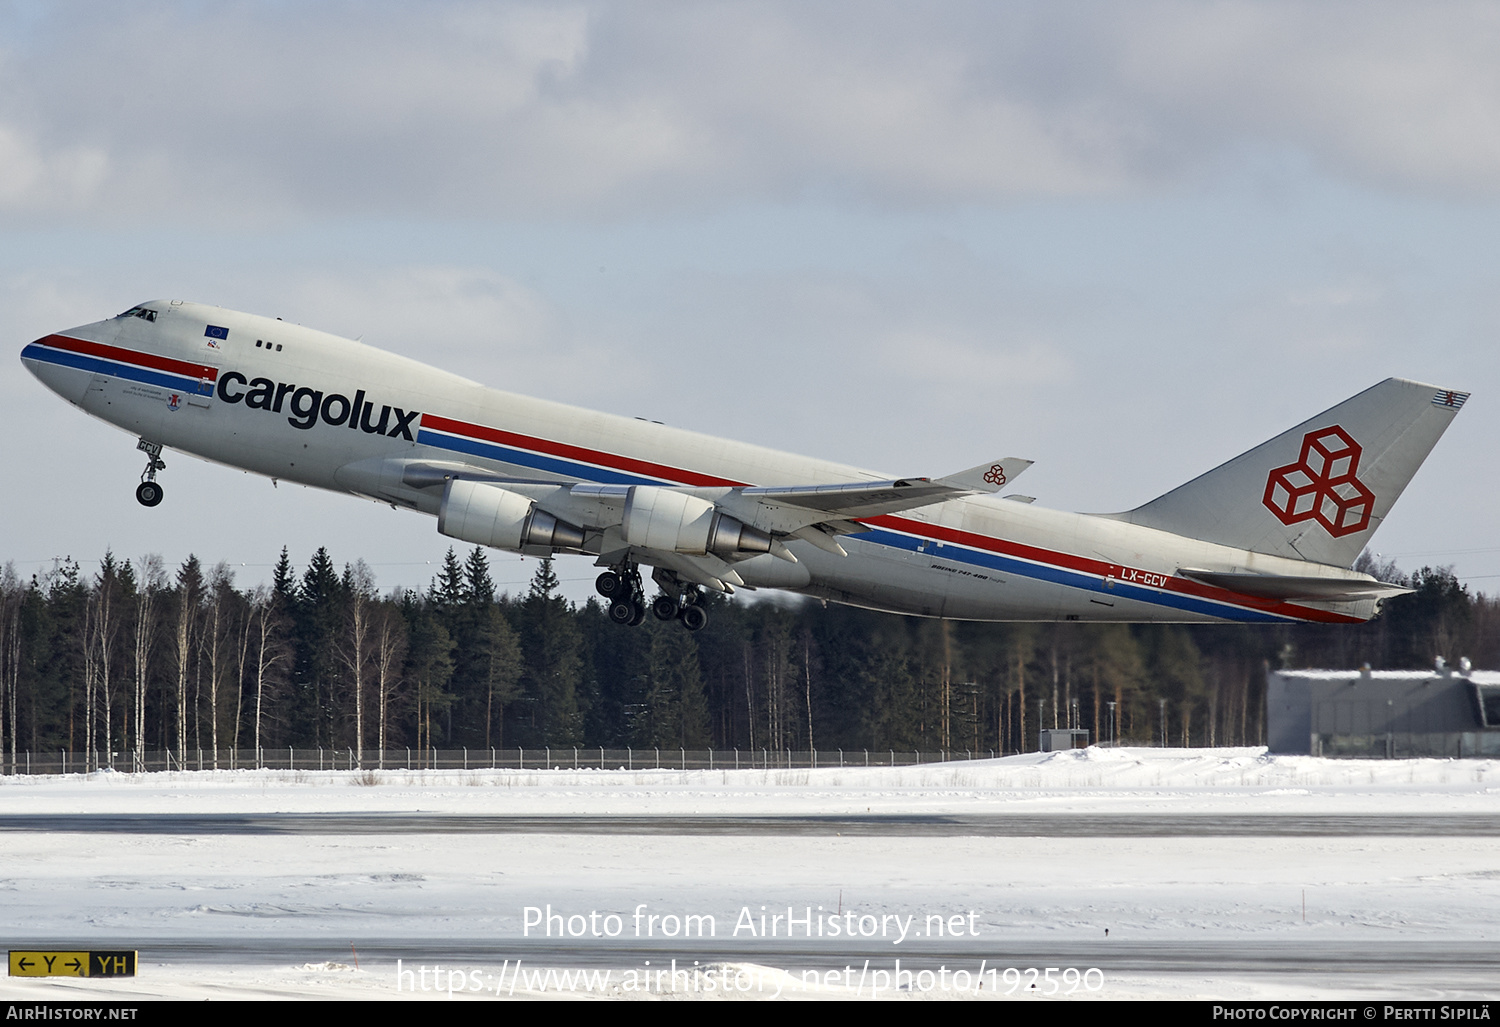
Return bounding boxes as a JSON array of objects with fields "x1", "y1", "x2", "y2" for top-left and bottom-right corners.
[
  {"x1": 681, "y1": 605, "x2": 708, "y2": 632},
  {"x1": 135, "y1": 438, "x2": 166, "y2": 507},
  {"x1": 652, "y1": 596, "x2": 679, "y2": 621},
  {"x1": 604, "y1": 560, "x2": 648, "y2": 627}
]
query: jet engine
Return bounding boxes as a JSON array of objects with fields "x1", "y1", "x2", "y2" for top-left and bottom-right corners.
[
  {"x1": 438, "y1": 479, "x2": 586, "y2": 552},
  {"x1": 622, "y1": 485, "x2": 773, "y2": 556}
]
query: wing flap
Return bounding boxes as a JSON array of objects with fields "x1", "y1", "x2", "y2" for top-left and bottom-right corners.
[
  {"x1": 740, "y1": 456, "x2": 1031, "y2": 521},
  {"x1": 742, "y1": 478, "x2": 955, "y2": 517}
]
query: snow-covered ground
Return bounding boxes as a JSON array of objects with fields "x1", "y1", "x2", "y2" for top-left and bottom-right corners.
[{"x1": 2, "y1": 747, "x2": 1498, "y2": 1001}]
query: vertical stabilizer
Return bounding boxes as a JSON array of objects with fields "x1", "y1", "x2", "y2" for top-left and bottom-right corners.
[{"x1": 1116, "y1": 379, "x2": 1467, "y2": 567}]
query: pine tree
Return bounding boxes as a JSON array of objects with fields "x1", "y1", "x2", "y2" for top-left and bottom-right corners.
[
  {"x1": 515, "y1": 559, "x2": 584, "y2": 746},
  {"x1": 478, "y1": 604, "x2": 522, "y2": 748},
  {"x1": 406, "y1": 609, "x2": 455, "y2": 754},
  {"x1": 430, "y1": 548, "x2": 466, "y2": 613},
  {"x1": 464, "y1": 548, "x2": 495, "y2": 607},
  {"x1": 1140, "y1": 626, "x2": 1204, "y2": 746},
  {"x1": 272, "y1": 548, "x2": 297, "y2": 604},
  {"x1": 578, "y1": 596, "x2": 650, "y2": 747},
  {"x1": 642, "y1": 623, "x2": 709, "y2": 749},
  {"x1": 526, "y1": 557, "x2": 561, "y2": 603},
  {"x1": 87, "y1": 551, "x2": 128, "y2": 765},
  {"x1": 295, "y1": 547, "x2": 344, "y2": 746}
]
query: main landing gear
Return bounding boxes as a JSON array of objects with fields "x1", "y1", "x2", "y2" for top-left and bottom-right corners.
[
  {"x1": 596, "y1": 564, "x2": 710, "y2": 631},
  {"x1": 597, "y1": 564, "x2": 647, "y2": 627},
  {"x1": 135, "y1": 439, "x2": 165, "y2": 507},
  {"x1": 649, "y1": 568, "x2": 710, "y2": 631},
  {"x1": 653, "y1": 587, "x2": 708, "y2": 631},
  {"x1": 652, "y1": 568, "x2": 710, "y2": 631}
]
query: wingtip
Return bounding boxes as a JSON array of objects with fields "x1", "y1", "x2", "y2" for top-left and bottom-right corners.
[{"x1": 937, "y1": 457, "x2": 1034, "y2": 494}]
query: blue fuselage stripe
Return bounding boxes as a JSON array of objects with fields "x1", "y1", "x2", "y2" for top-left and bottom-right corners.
[
  {"x1": 22, "y1": 343, "x2": 209, "y2": 395},
  {"x1": 853, "y1": 527, "x2": 1292, "y2": 623},
  {"x1": 417, "y1": 429, "x2": 670, "y2": 487}
]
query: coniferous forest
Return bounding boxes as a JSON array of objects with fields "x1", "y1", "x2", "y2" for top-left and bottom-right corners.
[{"x1": 0, "y1": 546, "x2": 1491, "y2": 766}]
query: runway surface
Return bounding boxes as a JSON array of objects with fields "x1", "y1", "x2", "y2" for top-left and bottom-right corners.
[
  {"x1": 4, "y1": 812, "x2": 1500, "y2": 835},
  {"x1": 4, "y1": 936, "x2": 1489, "y2": 970},
  {"x1": 5, "y1": 753, "x2": 1496, "y2": 999}
]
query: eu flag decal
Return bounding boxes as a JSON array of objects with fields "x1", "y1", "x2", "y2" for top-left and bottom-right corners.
[{"x1": 204, "y1": 325, "x2": 229, "y2": 343}]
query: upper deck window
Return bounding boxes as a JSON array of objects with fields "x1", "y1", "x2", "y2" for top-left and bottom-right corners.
[{"x1": 115, "y1": 306, "x2": 158, "y2": 323}]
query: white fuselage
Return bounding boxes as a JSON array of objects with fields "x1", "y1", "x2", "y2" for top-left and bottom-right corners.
[{"x1": 22, "y1": 301, "x2": 1376, "y2": 625}]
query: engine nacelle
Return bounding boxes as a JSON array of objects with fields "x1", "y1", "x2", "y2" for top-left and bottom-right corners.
[
  {"x1": 438, "y1": 479, "x2": 586, "y2": 552},
  {"x1": 622, "y1": 486, "x2": 773, "y2": 556}
]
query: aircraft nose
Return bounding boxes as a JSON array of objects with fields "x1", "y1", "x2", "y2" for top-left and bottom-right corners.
[{"x1": 21, "y1": 332, "x2": 91, "y2": 405}]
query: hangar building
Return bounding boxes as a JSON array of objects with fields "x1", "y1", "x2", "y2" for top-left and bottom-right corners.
[{"x1": 1268, "y1": 661, "x2": 1500, "y2": 758}]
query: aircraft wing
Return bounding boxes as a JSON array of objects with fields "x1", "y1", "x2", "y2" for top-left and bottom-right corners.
[
  {"x1": 743, "y1": 479, "x2": 959, "y2": 515},
  {"x1": 739, "y1": 457, "x2": 1032, "y2": 520},
  {"x1": 340, "y1": 455, "x2": 1033, "y2": 591},
  {"x1": 381, "y1": 456, "x2": 1030, "y2": 527}
]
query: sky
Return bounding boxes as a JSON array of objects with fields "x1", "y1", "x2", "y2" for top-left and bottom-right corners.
[{"x1": 3, "y1": 1, "x2": 1498, "y2": 606}]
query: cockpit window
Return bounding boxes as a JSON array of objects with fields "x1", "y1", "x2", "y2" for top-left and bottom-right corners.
[{"x1": 115, "y1": 306, "x2": 158, "y2": 323}]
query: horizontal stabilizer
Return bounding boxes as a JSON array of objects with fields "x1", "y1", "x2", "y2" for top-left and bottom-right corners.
[{"x1": 1178, "y1": 569, "x2": 1413, "y2": 602}]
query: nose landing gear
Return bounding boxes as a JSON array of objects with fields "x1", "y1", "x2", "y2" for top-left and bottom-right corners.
[{"x1": 135, "y1": 439, "x2": 165, "y2": 507}]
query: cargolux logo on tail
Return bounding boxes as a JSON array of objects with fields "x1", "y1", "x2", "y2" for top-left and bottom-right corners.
[{"x1": 1262, "y1": 426, "x2": 1374, "y2": 538}]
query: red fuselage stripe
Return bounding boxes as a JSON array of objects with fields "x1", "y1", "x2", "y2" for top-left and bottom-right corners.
[
  {"x1": 36, "y1": 334, "x2": 218, "y2": 382},
  {"x1": 868, "y1": 514, "x2": 1363, "y2": 624},
  {"x1": 420, "y1": 412, "x2": 743, "y2": 488}
]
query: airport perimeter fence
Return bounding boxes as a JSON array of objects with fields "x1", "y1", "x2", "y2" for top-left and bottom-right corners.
[{"x1": 2, "y1": 746, "x2": 1010, "y2": 776}]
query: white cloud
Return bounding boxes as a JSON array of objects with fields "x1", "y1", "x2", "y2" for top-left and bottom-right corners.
[
  {"x1": 4, "y1": 1, "x2": 1500, "y2": 224},
  {"x1": 1109, "y1": 3, "x2": 1500, "y2": 192},
  {"x1": 272, "y1": 266, "x2": 653, "y2": 403},
  {"x1": 0, "y1": 124, "x2": 107, "y2": 212}
]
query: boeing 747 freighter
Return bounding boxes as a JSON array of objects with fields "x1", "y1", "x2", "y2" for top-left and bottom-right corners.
[{"x1": 22, "y1": 300, "x2": 1466, "y2": 631}]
